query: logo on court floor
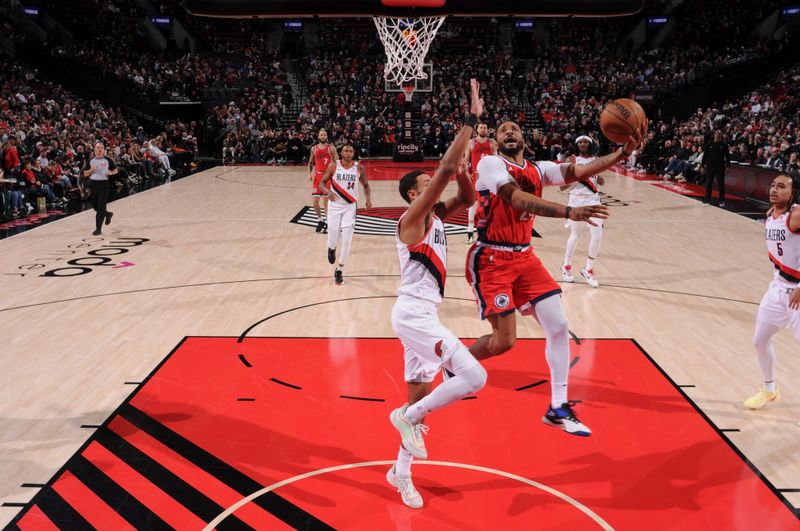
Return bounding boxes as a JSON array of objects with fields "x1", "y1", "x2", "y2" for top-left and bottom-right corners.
[
  {"x1": 291, "y1": 206, "x2": 542, "y2": 237},
  {"x1": 5, "y1": 236, "x2": 150, "y2": 278}
]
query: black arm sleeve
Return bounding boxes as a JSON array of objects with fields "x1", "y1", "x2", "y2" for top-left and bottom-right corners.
[{"x1": 106, "y1": 157, "x2": 117, "y2": 170}]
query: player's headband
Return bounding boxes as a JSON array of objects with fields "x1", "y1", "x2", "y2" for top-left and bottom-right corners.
[{"x1": 575, "y1": 135, "x2": 594, "y2": 144}]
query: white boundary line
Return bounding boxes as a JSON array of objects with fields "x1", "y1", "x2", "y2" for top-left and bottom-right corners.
[{"x1": 203, "y1": 459, "x2": 614, "y2": 530}]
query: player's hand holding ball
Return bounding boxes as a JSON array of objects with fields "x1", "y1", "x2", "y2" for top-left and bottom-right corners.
[{"x1": 600, "y1": 98, "x2": 648, "y2": 155}]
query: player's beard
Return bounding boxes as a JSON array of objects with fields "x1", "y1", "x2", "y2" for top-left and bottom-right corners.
[{"x1": 498, "y1": 142, "x2": 523, "y2": 157}]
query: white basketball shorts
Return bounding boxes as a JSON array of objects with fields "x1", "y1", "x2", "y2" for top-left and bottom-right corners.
[
  {"x1": 391, "y1": 295, "x2": 479, "y2": 383},
  {"x1": 757, "y1": 280, "x2": 800, "y2": 339}
]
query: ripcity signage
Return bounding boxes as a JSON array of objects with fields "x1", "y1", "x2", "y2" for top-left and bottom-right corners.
[{"x1": 6, "y1": 236, "x2": 150, "y2": 277}]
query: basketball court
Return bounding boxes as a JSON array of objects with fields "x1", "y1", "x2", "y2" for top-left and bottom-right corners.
[{"x1": 1, "y1": 164, "x2": 799, "y2": 529}]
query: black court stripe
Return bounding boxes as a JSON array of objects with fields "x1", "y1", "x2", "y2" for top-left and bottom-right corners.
[
  {"x1": 68, "y1": 454, "x2": 172, "y2": 531},
  {"x1": 94, "y1": 428, "x2": 252, "y2": 530},
  {"x1": 515, "y1": 379, "x2": 548, "y2": 391},
  {"x1": 34, "y1": 489, "x2": 93, "y2": 530},
  {"x1": 119, "y1": 404, "x2": 334, "y2": 530}
]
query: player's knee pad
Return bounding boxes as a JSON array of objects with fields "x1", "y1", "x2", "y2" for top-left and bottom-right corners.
[{"x1": 461, "y1": 363, "x2": 487, "y2": 394}]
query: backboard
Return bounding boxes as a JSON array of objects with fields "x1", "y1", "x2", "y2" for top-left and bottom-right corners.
[{"x1": 184, "y1": 0, "x2": 645, "y2": 18}]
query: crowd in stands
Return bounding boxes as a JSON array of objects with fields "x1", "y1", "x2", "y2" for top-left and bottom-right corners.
[
  {"x1": 0, "y1": 62, "x2": 198, "y2": 221},
  {"x1": 631, "y1": 63, "x2": 800, "y2": 183},
  {"x1": 5, "y1": 0, "x2": 798, "y2": 188}
]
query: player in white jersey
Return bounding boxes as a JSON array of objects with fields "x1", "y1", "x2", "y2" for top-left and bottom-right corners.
[
  {"x1": 560, "y1": 136, "x2": 605, "y2": 288},
  {"x1": 319, "y1": 144, "x2": 372, "y2": 285},
  {"x1": 387, "y1": 80, "x2": 487, "y2": 509},
  {"x1": 744, "y1": 173, "x2": 800, "y2": 412}
]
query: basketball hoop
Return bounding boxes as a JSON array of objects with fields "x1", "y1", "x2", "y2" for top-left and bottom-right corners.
[{"x1": 373, "y1": 16, "x2": 446, "y2": 85}]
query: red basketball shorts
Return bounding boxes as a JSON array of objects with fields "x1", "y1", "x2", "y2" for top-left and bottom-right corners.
[{"x1": 465, "y1": 245, "x2": 561, "y2": 319}]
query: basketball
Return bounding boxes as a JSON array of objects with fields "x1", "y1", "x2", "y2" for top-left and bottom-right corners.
[{"x1": 600, "y1": 98, "x2": 646, "y2": 144}]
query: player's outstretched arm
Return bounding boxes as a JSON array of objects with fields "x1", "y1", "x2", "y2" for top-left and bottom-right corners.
[
  {"x1": 434, "y1": 157, "x2": 474, "y2": 219},
  {"x1": 318, "y1": 162, "x2": 337, "y2": 202},
  {"x1": 358, "y1": 164, "x2": 372, "y2": 209},
  {"x1": 401, "y1": 79, "x2": 483, "y2": 239},
  {"x1": 498, "y1": 181, "x2": 609, "y2": 227},
  {"x1": 561, "y1": 120, "x2": 647, "y2": 184}
]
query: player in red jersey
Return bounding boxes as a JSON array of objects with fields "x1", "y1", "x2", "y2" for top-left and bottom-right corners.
[
  {"x1": 307, "y1": 129, "x2": 339, "y2": 233},
  {"x1": 465, "y1": 120, "x2": 645, "y2": 437},
  {"x1": 464, "y1": 123, "x2": 497, "y2": 243}
]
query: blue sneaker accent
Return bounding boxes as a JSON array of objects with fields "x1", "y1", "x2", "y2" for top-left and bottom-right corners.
[{"x1": 542, "y1": 401, "x2": 592, "y2": 437}]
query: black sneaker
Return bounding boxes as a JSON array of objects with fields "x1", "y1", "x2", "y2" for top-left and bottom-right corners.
[
  {"x1": 315, "y1": 220, "x2": 324, "y2": 233},
  {"x1": 542, "y1": 401, "x2": 591, "y2": 437},
  {"x1": 465, "y1": 231, "x2": 474, "y2": 244},
  {"x1": 105, "y1": 212, "x2": 113, "y2": 225},
  {"x1": 327, "y1": 248, "x2": 336, "y2": 264},
  {"x1": 334, "y1": 268, "x2": 343, "y2": 285},
  {"x1": 322, "y1": 221, "x2": 328, "y2": 234},
  {"x1": 92, "y1": 229, "x2": 102, "y2": 236}
]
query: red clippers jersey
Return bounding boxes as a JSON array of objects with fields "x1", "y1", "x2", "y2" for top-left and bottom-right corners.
[
  {"x1": 314, "y1": 144, "x2": 333, "y2": 173},
  {"x1": 476, "y1": 159, "x2": 542, "y2": 246},
  {"x1": 474, "y1": 155, "x2": 565, "y2": 247},
  {"x1": 470, "y1": 137, "x2": 494, "y2": 175}
]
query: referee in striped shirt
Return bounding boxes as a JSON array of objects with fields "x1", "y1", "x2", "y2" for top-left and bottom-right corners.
[{"x1": 83, "y1": 141, "x2": 118, "y2": 235}]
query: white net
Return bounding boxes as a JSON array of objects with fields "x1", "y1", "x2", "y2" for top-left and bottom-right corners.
[{"x1": 373, "y1": 16, "x2": 446, "y2": 85}]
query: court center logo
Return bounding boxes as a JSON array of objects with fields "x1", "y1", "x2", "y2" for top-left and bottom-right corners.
[{"x1": 291, "y1": 206, "x2": 543, "y2": 237}]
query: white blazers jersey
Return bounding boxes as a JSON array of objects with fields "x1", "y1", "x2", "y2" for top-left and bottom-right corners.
[
  {"x1": 330, "y1": 160, "x2": 360, "y2": 204},
  {"x1": 396, "y1": 214, "x2": 448, "y2": 304},
  {"x1": 765, "y1": 204, "x2": 800, "y2": 287},
  {"x1": 567, "y1": 155, "x2": 601, "y2": 206}
]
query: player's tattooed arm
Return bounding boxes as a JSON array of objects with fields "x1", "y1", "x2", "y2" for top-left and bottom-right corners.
[
  {"x1": 358, "y1": 163, "x2": 372, "y2": 209},
  {"x1": 330, "y1": 145, "x2": 339, "y2": 161},
  {"x1": 499, "y1": 181, "x2": 609, "y2": 225}
]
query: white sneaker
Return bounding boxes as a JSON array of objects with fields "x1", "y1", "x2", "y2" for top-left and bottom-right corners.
[
  {"x1": 581, "y1": 268, "x2": 599, "y2": 288},
  {"x1": 386, "y1": 466, "x2": 423, "y2": 509},
  {"x1": 390, "y1": 405, "x2": 428, "y2": 459},
  {"x1": 561, "y1": 264, "x2": 574, "y2": 282}
]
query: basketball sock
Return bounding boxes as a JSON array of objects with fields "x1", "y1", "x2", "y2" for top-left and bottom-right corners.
[
  {"x1": 395, "y1": 446, "x2": 414, "y2": 477},
  {"x1": 564, "y1": 222, "x2": 580, "y2": 266},
  {"x1": 586, "y1": 224, "x2": 603, "y2": 270},
  {"x1": 534, "y1": 296, "x2": 571, "y2": 408},
  {"x1": 467, "y1": 203, "x2": 477, "y2": 232},
  {"x1": 404, "y1": 363, "x2": 487, "y2": 424},
  {"x1": 339, "y1": 225, "x2": 354, "y2": 266},
  {"x1": 753, "y1": 320, "x2": 779, "y2": 391}
]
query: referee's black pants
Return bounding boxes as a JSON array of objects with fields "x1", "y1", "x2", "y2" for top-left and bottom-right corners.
[
  {"x1": 90, "y1": 179, "x2": 110, "y2": 231},
  {"x1": 704, "y1": 165, "x2": 725, "y2": 204}
]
